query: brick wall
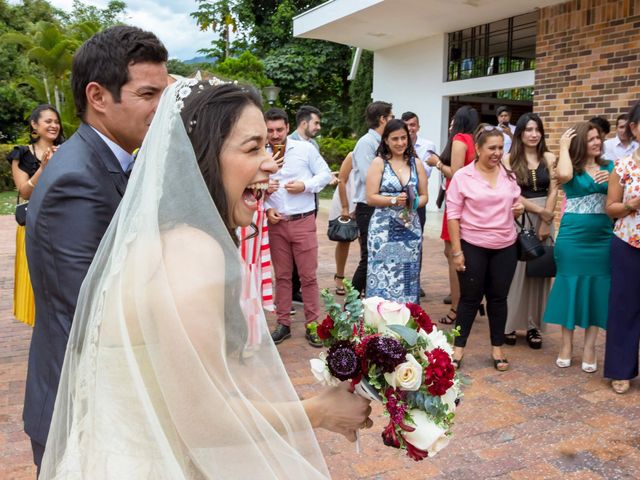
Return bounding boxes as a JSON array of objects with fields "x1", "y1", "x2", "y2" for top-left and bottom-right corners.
[{"x1": 535, "y1": 0, "x2": 640, "y2": 148}]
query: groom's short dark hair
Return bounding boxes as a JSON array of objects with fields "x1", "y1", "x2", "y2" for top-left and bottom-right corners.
[{"x1": 71, "y1": 26, "x2": 168, "y2": 120}]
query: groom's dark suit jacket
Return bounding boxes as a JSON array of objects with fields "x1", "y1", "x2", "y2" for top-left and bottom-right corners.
[{"x1": 24, "y1": 123, "x2": 128, "y2": 446}]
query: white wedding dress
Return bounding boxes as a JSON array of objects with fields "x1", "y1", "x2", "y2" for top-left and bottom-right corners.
[{"x1": 40, "y1": 80, "x2": 330, "y2": 479}]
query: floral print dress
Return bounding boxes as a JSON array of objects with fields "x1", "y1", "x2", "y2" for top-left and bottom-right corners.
[{"x1": 366, "y1": 158, "x2": 421, "y2": 304}]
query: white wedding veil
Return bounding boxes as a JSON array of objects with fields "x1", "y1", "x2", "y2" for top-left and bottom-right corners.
[{"x1": 40, "y1": 80, "x2": 330, "y2": 479}]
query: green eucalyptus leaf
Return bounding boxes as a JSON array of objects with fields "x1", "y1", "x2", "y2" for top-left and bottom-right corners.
[{"x1": 387, "y1": 324, "x2": 418, "y2": 346}]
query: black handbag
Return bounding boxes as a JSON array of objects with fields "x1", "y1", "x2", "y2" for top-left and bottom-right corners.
[
  {"x1": 526, "y1": 240, "x2": 556, "y2": 277},
  {"x1": 327, "y1": 217, "x2": 359, "y2": 242},
  {"x1": 15, "y1": 192, "x2": 27, "y2": 226},
  {"x1": 515, "y1": 212, "x2": 545, "y2": 261}
]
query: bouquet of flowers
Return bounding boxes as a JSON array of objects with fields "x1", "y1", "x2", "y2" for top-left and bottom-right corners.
[{"x1": 309, "y1": 281, "x2": 462, "y2": 461}]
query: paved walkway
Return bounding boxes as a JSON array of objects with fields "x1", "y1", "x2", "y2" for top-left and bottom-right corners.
[{"x1": 1, "y1": 207, "x2": 639, "y2": 479}]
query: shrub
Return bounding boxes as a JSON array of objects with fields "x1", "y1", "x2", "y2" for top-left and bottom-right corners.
[
  {"x1": 317, "y1": 136, "x2": 356, "y2": 171},
  {"x1": 0, "y1": 144, "x2": 16, "y2": 191}
]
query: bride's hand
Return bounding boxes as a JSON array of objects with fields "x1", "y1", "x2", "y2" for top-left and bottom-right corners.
[{"x1": 304, "y1": 382, "x2": 372, "y2": 442}]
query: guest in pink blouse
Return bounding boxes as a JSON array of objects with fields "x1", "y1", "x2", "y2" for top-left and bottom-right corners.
[
  {"x1": 446, "y1": 126, "x2": 524, "y2": 371},
  {"x1": 604, "y1": 101, "x2": 640, "y2": 395}
]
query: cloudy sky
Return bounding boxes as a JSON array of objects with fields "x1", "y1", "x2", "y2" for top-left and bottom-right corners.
[{"x1": 47, "y1": 0, "x2": 215, "y2": 60}]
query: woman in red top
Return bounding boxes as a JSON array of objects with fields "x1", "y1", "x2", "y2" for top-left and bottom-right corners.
[{"x1": 429, "y1": 106, "x2": 479, "y2": 325}]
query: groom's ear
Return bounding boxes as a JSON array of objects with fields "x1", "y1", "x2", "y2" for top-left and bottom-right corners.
[{"x1": 85, "y1": 82, "x2": 111, "y2": 115}]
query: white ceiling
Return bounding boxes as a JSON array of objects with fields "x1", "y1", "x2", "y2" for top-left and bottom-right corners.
[{"x1": 294, "y1": 0, "x2": 564, "y2": 50}]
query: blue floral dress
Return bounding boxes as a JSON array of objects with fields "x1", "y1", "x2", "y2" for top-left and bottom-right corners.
[{"x1": 366, "y1": 158, "x2": 421, "y2": 303}]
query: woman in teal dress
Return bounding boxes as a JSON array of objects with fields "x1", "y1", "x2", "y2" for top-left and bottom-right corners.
[{"x1": 544, "y1": 121, "x2": 613, "y2": 373}]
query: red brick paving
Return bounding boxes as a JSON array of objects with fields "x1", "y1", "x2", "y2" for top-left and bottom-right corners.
[{"x1": 1, "y1": 207, "x2": 639, "y2": 479}]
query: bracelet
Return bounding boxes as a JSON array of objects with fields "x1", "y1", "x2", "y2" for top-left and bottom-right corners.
[
  {"x1": 27, "y1": 179, "x2": 35, "y2": 188},
  {"x1": 451, "y1": 251, "x2": 463, "y2": 257}
]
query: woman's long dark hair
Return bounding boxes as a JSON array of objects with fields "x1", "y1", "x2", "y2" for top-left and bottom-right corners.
[
  {"x1": 569, "y1": 121, "x2": 607, "y2": 173},
  {"x1": 29, "y1": 104, "x2": 65, "y2": 145},
  {"x1": 509, "y1": 113, "x2": 549, "y2": 186},
  {"x1": 180, "y1": 82, "x2": 262, "y2": 245},
  {"x1": 179, "y1": 82, "x2": 262, "y2": 354},
  {"x1": 440, "y1": 106, "x2": 479, "y2": 166},
  {"x1": 376, "y1": 118, "x2": 414, "y2": 162}
]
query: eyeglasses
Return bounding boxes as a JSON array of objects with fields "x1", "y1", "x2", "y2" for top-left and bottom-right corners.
[{"x1": 481, "y1": 125, "x2": 500, "y2": 132}]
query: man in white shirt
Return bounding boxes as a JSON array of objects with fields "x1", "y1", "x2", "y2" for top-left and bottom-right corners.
[
  {"x1": 351, "y1": 101, "x2": 393, "y2": 295},
  {"x1": 264, "y1": 108, "x2": 332, "y2": 347},
  {"x1": 496, "y1": 105, "x2": 516, "y2": 153},
  {"x1": 402, "y1": 111, "x2": 436, "y2": 298},
  {"x1": 603, "y1": 113, "x2": 639, "y2": 161},
  {"x1": 289, "y1": 105, "x2": 321, "y2": 151}
]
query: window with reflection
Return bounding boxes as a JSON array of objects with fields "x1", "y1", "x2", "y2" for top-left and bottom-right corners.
[{"x1": 447, "y1": 11, "x2": 537, "y2": 82}]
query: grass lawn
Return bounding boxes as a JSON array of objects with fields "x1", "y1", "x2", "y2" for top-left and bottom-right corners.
[
  {"x1": 0, "y1": 191, "x2": 16, "y2": 215},
  {"x1": 319, "y1": 185, "x2": 335, "y2": 200}
]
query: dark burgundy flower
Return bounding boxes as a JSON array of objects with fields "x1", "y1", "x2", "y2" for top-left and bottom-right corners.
[
  {"x1": 326, "y1": 341, "x2": 361, "y2": 381},
  {"x1": 316, "y1": 316, "x2": 334, "y2": 340},
  {"x1": 424, "y1": 348, "x2": 455, "y2": 396},
  {"x1": 384, "y1": 387, "x2": 408, "y2": 425},
  {"x1": 406, "y1": 303, "x2": 434, "y2": 334},
  {"x1": 365, "y1": 336, "x2": 407, "y2": 373}
]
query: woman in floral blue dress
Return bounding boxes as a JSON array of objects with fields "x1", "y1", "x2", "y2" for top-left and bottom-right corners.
[{"x1": 365, "y1": 119, "x2": 429, "y2": 303}]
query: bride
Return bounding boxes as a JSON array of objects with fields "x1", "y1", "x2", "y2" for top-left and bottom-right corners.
[{"x1": 40, "y1": 80, "x2": 372, "y2": 479}]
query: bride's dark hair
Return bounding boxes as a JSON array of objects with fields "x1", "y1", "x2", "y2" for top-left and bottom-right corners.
[
  {"x1": 179, "y1": 82, "x2": 262, "y2": 353},
  {"x1": 180, "y1": 82, "x2": 263, "y2": 245}
]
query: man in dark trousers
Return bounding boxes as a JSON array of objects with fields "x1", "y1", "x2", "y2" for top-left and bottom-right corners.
[{"x1": 24, "y1": 26, "x2": 167, "y2": 473}]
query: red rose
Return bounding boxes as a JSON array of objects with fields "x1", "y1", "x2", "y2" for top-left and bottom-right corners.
[
  {"x1": 316, "y1": 316, "x2": 334, "y2": 340},
  {"x1": 406, "y1": 303, "x2": 434, "y2": 334}
]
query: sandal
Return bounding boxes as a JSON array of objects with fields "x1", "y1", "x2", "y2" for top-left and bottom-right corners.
[
  {"x1": 504, "y1": 331, "x2": 517, "y2": 346},
  {"x1": 493, "y1": 357, "x2": 509, "y2": 372},
  {"x1": 452, "y1": 356, "x2": 463, "y2": 369},
  {"x1": 612, "y1": 380, "x2": 630, "y2": 394},
  {"x1": 526, "y1": 328, "x2": 542, "y2": 349},
  {"x1": 439, "y1": 307, "x2": 457, "y2": 325},
  {"x1": 334, "y1": 274, "x2": 346, "y2": 295}
]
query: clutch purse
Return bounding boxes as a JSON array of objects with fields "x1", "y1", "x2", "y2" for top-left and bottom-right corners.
[
  {"x1": 15, "y1": 192, "x2": 27, "y2": 226},
  {"x1": 515, "y1": 212, "x2": 545, "y2": 261},
  {"x1": 327, "y1": 217, "x2": 359, "y2": 242}
]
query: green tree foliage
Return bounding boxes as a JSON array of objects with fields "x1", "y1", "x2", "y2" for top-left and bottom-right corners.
[
  {"x1": 214, "y1": 51, "x2": 272, "y2": 89},
  {"x1": 0, "y1": 0, "x2": 62, "y2": 142},
  {"x1": 349, "y1": 50, "x2": 374, "y2": 137},
  {"x1": 63, "y1": 0, "x2": 127, "y2": 27},
  {"x1": 191, "y1": 0, "x2": 245, "y2": 60},
  {"x1": 167, "y1": 59, "x2": 193, "y2": 77}
]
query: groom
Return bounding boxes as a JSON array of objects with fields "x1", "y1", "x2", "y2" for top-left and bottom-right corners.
[{"x1": 24, "y1": 26, "x2": 167, "y2": 473}]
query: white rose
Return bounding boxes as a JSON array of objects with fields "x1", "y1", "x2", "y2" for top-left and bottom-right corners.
[
  {"x1": 403, "y1": 409, "x2": 450, "y2": 456},
  {"x1": 424, "y1": 328, "x2": 454, "y2": 356},
  {"x1": 309, "y1": 354, "x2": 340, "y2": 387},
  {"x1": 362, "y1": 296, "x2": 385, "y2": 330},
  {"x1": 440, "y1": 382, "x2": 459, "y2": 413},
  {"x1": 384, "y1": 354, "x2": 423, "y2": 391},
  {"x1": 378, "y1": 301, "x2": 410, "y2": 326}
]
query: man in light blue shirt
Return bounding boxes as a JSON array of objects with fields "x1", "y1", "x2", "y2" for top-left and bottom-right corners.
[
  {"x1": 603, "y1": 114, "x2": 639, "y2": 161},
  {"x1": 288, "y1": 105, "x2": 321, "y2": 152},
  {"x1": 351, "y1": 101, "x2": 393, "y2": 295}
]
